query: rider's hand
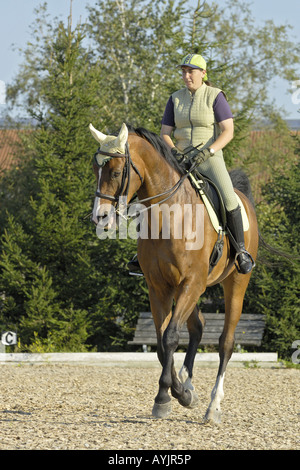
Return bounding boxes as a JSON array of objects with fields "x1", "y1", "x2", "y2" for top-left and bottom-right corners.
[
  {"x1": 171, "y1": 147, "x2": 183, "y2": 162},
  {"x1": 194, "y1": 148, "x2": 211, "y2": 166}
]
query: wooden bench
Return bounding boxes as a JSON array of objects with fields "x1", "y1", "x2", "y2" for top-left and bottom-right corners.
[{"x1": 128, "y1": 312, "x2": 266, "y2": 349}]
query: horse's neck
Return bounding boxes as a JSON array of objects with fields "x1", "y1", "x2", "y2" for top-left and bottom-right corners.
[{"x1": 137, "y1": 146, "x2": 181, "y2": 203}]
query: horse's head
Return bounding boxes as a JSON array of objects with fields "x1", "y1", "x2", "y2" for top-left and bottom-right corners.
[
  {"x1": 89, "y1": 122, "x2": 144, "y2": 230},
  {"x1": 89, "y1": 122, "x2": 129, "y2": 228}
]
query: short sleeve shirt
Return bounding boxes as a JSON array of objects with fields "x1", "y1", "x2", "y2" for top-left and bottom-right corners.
[{"x1": 161, "y1": 91, "x2": 233, "y2": 127}]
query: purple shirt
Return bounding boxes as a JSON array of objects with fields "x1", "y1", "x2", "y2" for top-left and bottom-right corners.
[{"x1": 161, "y1": 91, "x2": 233, "y2": 127}]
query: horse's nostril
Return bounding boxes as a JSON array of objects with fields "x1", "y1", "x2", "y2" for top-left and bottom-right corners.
[
  {"x1": 96, "y1": 212, "x2": 109, "y2": 225},
  {"x1": 98, "y1": 211, "x2": 108, "y2": 220}
]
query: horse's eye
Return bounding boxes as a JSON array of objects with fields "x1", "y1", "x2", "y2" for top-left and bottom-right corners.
[{"x1": 111, "y1": 170, "x2": 122, "y2": 179}]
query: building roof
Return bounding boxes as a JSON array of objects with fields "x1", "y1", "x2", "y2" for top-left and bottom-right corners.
[{"x1": 0, "y1": 129, "x2": 21, "y2": 173}]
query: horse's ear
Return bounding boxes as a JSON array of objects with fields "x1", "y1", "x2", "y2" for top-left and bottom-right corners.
[
  {"x1": 115, "y1": 123, "x2": 128, "y2": 152},
  {"x1": 89, "y1": 123, "x2": 107, "y2": 144}
]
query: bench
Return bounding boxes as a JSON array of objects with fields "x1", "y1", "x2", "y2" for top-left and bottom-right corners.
[{"x1": 128, "y1": 312, "x2": 266, "y2": 349}]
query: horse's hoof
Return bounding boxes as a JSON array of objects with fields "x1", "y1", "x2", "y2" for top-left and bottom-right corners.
[
  {"x1": 186, "y1": 389, "x2": 199, "y2": 409},
  {"x1": 178, "y1": 389, "x2": 199, "y2": 409},
  {"x1": 152, "y1": 400, "x2": 172, "y2": 419},
  {"x1": 203, "y1": 407, "x2": 222, "y2": 424}
]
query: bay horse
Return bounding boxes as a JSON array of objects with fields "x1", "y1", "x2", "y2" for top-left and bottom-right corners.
[{"x1": 89, "y1": 122, "x2": 259, "y2": 424}]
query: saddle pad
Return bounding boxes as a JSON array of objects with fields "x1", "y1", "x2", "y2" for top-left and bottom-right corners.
[
  {"x1": 201, "y1": 191, "x2": 249, "y2": 233},
  {"x1": 189, "y1": 172, "x2": 249, "y2": 233}
]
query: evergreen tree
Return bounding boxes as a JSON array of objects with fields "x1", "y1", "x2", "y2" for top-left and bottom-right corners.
[
  {"x1": 243, "y1": 133, "x2": 300, "y2": 360},
  {"x1": 0, "y1": 13, "x2": 148, "y2": 351}
]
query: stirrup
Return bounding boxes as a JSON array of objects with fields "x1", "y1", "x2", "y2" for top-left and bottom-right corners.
[
  {"x1": 127, "y1": 254, "x2": 144, "y2": 277},
  {"x1": 234, "y1": 250, "x2": 256, "y2": 274}
]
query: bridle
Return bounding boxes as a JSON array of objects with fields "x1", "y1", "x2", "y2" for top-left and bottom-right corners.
[
  {"x1": 93, "y1": 140, "x2": 194, "y2": 218},
  {"x1": 94, "y1": 142, "x2": 143, "y2": 205}
]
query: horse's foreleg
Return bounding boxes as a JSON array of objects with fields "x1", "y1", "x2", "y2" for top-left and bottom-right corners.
[
  {"x1": 204, "y1": 361, "x2": 226, "y2": 424},
  {"x1": 153, "y1": 283, "x2": 201, "y2": 416},
  {"x1": 147, "y1": 286, "x2": 175, "y2": 418},
  {"x1": 204, "y1": 274, "x2": 251, "y2": 424},
  {"x1": 152, "y1": 320, "x2": 180, "y2": 418},
  {"x1": 154, "y1": 317, "x2": 196, "y2": 413}
]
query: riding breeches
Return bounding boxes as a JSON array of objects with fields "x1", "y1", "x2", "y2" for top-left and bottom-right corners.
[{"x1": 197, "y1": 153, "x2": 239, "y2": 212}]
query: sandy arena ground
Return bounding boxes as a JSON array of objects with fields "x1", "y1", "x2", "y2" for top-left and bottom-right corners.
[{"x1": 0, "y1": 363, "x2": 299, "y2": 450}]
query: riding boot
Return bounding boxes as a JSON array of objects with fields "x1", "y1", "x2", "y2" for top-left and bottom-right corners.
[
  {"x1": 226, "y1": 206, "x2": 255, "y2": 274},
  {"x1": 127, "y1": 254, "x2": 142, "y2": 272}
]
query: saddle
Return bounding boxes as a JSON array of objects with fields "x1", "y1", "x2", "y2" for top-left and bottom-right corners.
[
  {"x1": 189, "y1": 169, "x2": 226, "y2": 227},
  {"x1": 187, "y1": 168, "x2": 249, "y2": 273}
]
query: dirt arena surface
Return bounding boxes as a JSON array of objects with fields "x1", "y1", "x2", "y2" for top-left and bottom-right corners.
[{"x1": 0, "y1": 363, "x2": 299, "y2": 450}]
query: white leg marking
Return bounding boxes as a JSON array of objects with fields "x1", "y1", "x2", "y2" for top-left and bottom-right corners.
[
  {"x1": 179, "y1": 365, "x2": 195, "y2": 391},
  {"x1": 204, "y1": 372, "x2": 225, "y2": 423},
  {"x1": 210, "y1": 372, "x2": 225, "y2": 408}
]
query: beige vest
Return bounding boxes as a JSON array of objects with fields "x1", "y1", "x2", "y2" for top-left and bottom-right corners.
[{"x1": 172, "y1": 83, "x2": 223, "y2": 156}]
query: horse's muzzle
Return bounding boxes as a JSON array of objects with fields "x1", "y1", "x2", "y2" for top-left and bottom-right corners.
[{"x1": 92, "y1": 201, "x2": 116, "y2": 230}]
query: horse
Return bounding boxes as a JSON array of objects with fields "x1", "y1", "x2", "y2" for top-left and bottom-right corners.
[{"x1": 89, "y1": 122, "x2": 259, "y2": 424}]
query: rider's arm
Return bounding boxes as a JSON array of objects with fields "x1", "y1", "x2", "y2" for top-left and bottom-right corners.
[
  {"x1": 161, "y1": 96, "x2": 176, "y2": 150},
  {"x1": 210, "y1": 118, "x2": 234, "y2": 153},
  {"x1": 160, "y1": 124, "x2": 175, "y2": 150}
]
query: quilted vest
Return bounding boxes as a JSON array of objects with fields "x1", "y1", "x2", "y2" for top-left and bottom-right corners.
[{"x1": 172, "y1": 83, "x2": 223, "y2": 156}]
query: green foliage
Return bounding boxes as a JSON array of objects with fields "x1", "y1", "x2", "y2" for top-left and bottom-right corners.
[
  {"x1": 1, "y1": 15, "x2": 149, "y2": 351},
  {"x1": 243, "y1": 134, "x2": 300, "y2": 360},
  {"x1": 86, "y1": 0, "x2": 187, "y2": 131}
]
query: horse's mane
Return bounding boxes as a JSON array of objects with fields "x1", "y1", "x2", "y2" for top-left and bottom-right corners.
[{"x1": 126, "y1": 124, "x2": 185, "y2": 175}]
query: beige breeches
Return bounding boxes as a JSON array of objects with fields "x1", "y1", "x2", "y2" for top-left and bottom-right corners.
[{"x1": 197, "y1": 154, "x2": 239, "y2": 212}]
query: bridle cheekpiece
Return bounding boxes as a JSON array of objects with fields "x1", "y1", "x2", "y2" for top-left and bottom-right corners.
[{"x1": 94, "y1": 142, "x2": 143, "y2": 205}]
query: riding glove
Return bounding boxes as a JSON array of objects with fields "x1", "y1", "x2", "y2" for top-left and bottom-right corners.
[
  {"x1": 171, "y1": 146, "x2": 212, "y2": 170},
  {"x1": 193, "y1": 148, "x2": 211, "y2": 165},
  {"x1": 171, "y1": 147, "x2": 184, "y2": 161}
]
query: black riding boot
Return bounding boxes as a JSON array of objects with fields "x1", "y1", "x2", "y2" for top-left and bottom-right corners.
[{"x1": 226, "y1": 206, "x2": 255, "y2": 274}]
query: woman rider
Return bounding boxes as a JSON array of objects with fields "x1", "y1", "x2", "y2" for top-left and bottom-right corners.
[{"x1": 128, "y1": 53, "x2": 254, "y2": 274}]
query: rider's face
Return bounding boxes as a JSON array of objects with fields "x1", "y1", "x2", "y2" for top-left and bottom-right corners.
[{"x1": 181, "y1": 66, "x2": 206, "y2": 92}]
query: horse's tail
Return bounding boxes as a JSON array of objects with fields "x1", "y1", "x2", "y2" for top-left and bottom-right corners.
[
  {"x1": 258, "y1": 232, "x2": 297, "y2": 264},
  {"x1": 229, "y1": 168, "x2": 255, "y2": 208}
]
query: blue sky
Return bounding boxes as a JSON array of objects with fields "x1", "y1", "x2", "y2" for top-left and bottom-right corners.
[{"x1": 0, "y1": 0, "x2": 299, "y2": 118}]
